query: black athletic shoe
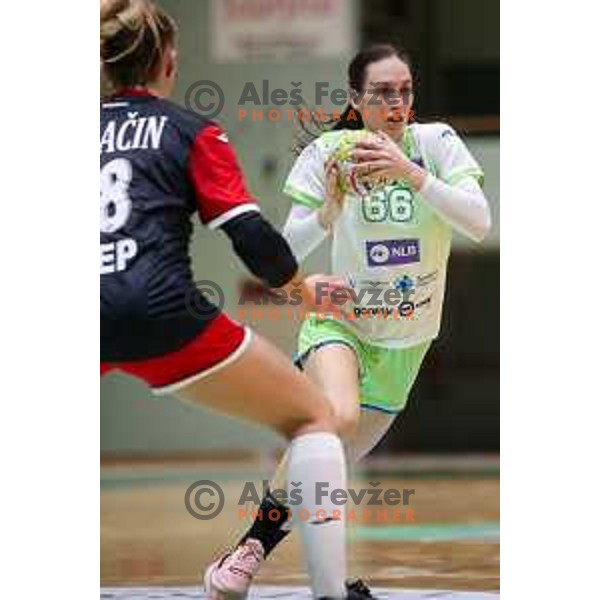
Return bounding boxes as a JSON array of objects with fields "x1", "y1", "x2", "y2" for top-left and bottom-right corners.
[
  {"x1": 346, "y1": 579, "x2": 375, "y2": 598},
  {"x1": 345, "y1": 578, "x2": 375, "y2": 598},
  {"x1": 318, "y1": 577, "x2": 376, "y2": 599}
]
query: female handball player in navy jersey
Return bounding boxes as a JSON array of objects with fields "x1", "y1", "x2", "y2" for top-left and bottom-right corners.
[{"x1": 100, "y1": 2, "x2": 372, "y2": 599}]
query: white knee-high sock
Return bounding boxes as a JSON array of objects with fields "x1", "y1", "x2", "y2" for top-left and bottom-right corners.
[
  {"x1": 287, "y1": 432, "x2": 347, "y2": 599},
  {"x1": 275, "y1": 411, "x2": 396, "y2": 534}
]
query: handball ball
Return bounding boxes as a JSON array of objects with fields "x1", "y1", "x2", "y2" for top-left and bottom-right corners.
[{"x1": 330, "y1": 129, "x2": 391, "y2": 196}]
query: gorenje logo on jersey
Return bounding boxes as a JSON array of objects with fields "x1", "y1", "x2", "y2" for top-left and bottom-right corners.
[{"x1": 366, "y1": 239, "x2": 420, "y2": 267}]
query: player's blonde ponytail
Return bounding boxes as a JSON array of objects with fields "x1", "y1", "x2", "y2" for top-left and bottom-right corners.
[{"x1": 100, "y1": 0, "x2": 176, "y2": 90}]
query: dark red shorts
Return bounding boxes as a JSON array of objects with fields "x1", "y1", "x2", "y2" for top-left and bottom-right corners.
[{"x1": 100, "y1": 313, "x2": 251, "y2": 394}]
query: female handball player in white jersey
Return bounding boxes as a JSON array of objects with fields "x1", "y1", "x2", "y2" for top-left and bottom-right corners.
[
  {"x1": 206, "y1": 44, "x2": 491, "y2": 597},
  {"x1": 100, "y1": 2, "x2": 373, "y2": 599}
]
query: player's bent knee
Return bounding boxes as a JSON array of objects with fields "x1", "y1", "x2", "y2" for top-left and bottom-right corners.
[
  {"x1": 332, "y1": 407, "x2": 360, "y2": 439},
  {"x1": 278, "y1": 415, "x2": 335, "y2": 441},
  {"x1": 276, "y1": 401, "x2": 336, "y2": 440}
]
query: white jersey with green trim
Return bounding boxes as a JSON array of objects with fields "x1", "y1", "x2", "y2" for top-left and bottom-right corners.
[{"x1": 284, "y1": 122, "x2": 484, "y2": 349}]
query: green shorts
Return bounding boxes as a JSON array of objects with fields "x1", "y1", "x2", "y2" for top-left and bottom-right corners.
[{"x1": 296, "y1": 317, "x2": 431, "y2": 414}]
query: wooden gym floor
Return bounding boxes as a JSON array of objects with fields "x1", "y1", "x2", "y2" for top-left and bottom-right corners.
[{"x1": 101, "y1": 457, "x2": 499, "y2": 599}]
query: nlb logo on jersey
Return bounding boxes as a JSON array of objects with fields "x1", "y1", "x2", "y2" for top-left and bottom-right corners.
[{"x1": 366, "y1": 239, "x2": 420, "y2": 267}]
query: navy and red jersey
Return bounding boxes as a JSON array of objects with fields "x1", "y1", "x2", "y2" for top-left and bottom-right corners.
[{"x1": 100, "y1": 90, "x2": 258, "y2": 361}]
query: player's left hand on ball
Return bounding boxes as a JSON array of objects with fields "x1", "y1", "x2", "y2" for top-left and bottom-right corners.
[{"x1": 318, "y1": 160, "x2": 346, "y2": 230}]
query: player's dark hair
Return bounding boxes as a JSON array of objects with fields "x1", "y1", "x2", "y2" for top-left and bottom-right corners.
[
  {"x1": 294, "y1": 43, "x2": 411, "y2": 154},
  {"x1": 100, "y1": 0, "x2": 177, "y2": 90}
]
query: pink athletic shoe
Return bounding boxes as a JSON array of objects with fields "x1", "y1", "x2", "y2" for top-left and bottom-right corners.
[{"x1": 203, "y1": 538, "x2": 265, "y2": 600}]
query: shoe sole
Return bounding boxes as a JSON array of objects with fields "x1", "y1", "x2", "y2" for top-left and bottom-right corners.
[{"x1": 203, "y1": 562, "x2": 249, "y2": 600}]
